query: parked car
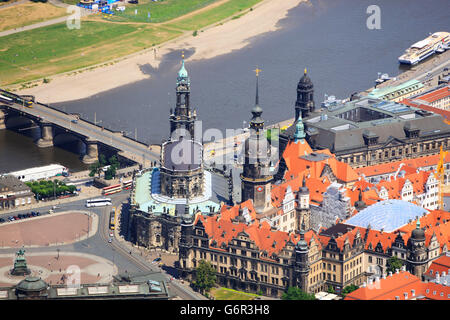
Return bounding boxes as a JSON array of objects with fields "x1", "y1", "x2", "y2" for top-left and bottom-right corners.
[
  {"x1": 26, "y1": 213, "x2": 32, "y2": 218},
  {"x1": 13, "y1": 216, "x2": 19, "y2": 220},
  {"x1": 0, "y1": 218, "x2": 5, "y2": 223},
  {"x1": 36, "y1": 212, "x2": 40, "y2": 216},
  {"x1": 31, "y1": 212, "x2": 36, "y2": 217},
  {"x1": 8, "y1": 216, "x2": 14, "y2": 221},
  {"x1": 152, "y1": 257, "x2": 161, "y2": 263}
]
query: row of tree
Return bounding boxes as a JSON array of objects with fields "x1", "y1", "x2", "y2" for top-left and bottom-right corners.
[{"x1": 25, "y1": 180, "x2": 76, "y2": 200}]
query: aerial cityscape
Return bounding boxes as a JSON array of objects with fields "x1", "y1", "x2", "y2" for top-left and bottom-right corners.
[{"x1": 0, "y1": 0, "x2": 449, "y2": 308}]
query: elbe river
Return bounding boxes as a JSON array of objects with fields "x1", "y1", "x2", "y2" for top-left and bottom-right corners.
[{"x1": 1, "y1": 0, "x2": 449, "y2": 173}]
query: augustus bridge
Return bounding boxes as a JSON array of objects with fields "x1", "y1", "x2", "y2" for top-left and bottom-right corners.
[{"x1": 0, "y1": 89, "x2": 160, "y2": 166}]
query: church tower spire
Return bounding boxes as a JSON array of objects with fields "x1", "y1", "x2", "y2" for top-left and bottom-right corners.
[
  {"x1": 169, "y1": 51, "x2": 197, "y2": 140},
  {"x1": 294, "y1": 112, "x2": 306, "y2": 143},
  {"x1": 295, "y1": 68, "x2": 315, "y2": 120},
  {"x1": 240, "y1": 68, "x2": 273, "y2": 214}
]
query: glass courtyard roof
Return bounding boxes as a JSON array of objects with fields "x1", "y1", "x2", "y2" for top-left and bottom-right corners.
[{"x1": 344, "y1": 199, "x2": 428, "y2": 232}]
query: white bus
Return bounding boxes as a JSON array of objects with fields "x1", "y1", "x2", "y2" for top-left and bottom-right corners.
[{"x1": 85, "y1": 198, "x2": 112, "y2": 207}]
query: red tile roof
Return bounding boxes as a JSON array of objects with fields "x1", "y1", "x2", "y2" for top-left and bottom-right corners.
[
  {"x1": 401, "y1": 97, "x2": 450, "y2": 121},
  {"x1": 345, "y1": 270, "x2": 450, "y2": 300},
  {"x1": 424, "y1": 255, "x2": 450, "y2": 279},
  {"x1": 355, "y1": 153, "x2": 450, "y2": 178},
  {"x1": 344, "y1": 271, "x2": 424, "y2": 300},
  {"x1": 346, "y1": 179, "x2": 382, "y2": 206},
  {"x1": 219, "y1": 200, "x2": 257, "y2": 222},
  {"x1": 195, "y1": 214, "x2": 322, "y2": 260},
  {"x1": 414, "y1": 86, "x2": 450, "y2": 104},
  {"x1": 282, "y1": 142, "x2": 359, "y2": 183},
  {"x1": 422, "y1": 282, "x2": 450, "y2": 300}
]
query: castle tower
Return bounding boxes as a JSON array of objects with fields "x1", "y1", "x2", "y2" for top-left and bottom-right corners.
[
  {"x1": 296, "y1": 176, "x2": 311, "y2": 231},
  {"x1": 240, "y1": 68, "x2": 273, "y2": 214},
  {"x1": 294, "y1": 220, "x2": 310, "y2": 293},
  {"x1": 169, "y1": 52, "x2": 197, "y2": 140},
  {"x1": 295, "y1": 68, "x2": 315, "y2": 119},
  {"x1": 275, "y1": 69, "x2": 315, "y2": 182},
  {"x1": 406, "y1": 219, "x2": 428, "y2": 279}
]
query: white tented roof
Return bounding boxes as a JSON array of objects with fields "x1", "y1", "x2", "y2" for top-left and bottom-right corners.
[{"x1": 9, "y1": 164, "x2": 65, "y2": 177}]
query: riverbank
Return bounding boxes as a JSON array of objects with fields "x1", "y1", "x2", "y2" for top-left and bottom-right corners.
[{"x1": 14, "y1": 0, "x2": 306, "y2": 103}]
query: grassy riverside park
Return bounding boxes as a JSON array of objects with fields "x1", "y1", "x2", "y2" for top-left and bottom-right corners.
[
  {"x1": 110, "y1": 0, "x2": 219, "y2": 23},
  {"x1": 0, "y1": 0, "x2": 265, "y2": 86}
]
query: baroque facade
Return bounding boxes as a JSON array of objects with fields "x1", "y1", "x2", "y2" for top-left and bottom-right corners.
[{"x1": 177, "y1": 208, "x2": 450, "y2": 297}]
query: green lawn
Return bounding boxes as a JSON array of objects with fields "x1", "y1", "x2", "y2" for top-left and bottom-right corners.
[
  {"x1": 0, "y1": 21, "x2": 181, "y2": 85},
  {"x1": 167, "y1": 0, "x2": 262, "y2": 31},
  {"x1": 109, "y1": 0, "x2": 219, "y2": 23},
  {"x1": 0, "y1": 0, "x2": 265, "y2": 85},
  {"x1": 210, "y1": 287, "x2": 260, "y2": 300}
]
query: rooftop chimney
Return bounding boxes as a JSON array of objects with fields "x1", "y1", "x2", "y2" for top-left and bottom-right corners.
[
  {"x1": 411, "y1": 289, "x2": 415, "y2": 297},
  {"x1": 401, "y1": 265, "x2": 406, "y2": 272},
  {"x1": 382, "y1": 274, "x2": 386, "y2": 280},
  {"x1": 396, "y1": 269, "x2": 399, "y2": 274},
  {"x1": 389, "y1": 271, "x2": 393, "y2": 277},
  {"x1": 362, "y1": 282, "x2": 366, "y2": 288}
]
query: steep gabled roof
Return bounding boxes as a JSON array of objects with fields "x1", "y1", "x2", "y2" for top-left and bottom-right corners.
[
  {"x1": 424, "y1": 255, "x2": 450, "y2": 279},
  {"x1": 344, "y1": 271, "x2": 423, "y2": 300}
]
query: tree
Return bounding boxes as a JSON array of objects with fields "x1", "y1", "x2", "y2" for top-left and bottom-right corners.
[
  {"x1": 108, "y1": 155, "x2": 119, "y2": 170},
  {"x1": 342, "y1": 284, "x2": 359, "y2": 297},
  {"x1": 282, "y1": 287, "x2": 315, "y2": 300},
  {"x1": 386, "y1": 256, "x2": 403, "y2": 274},
  {"x1": 193, "y1": 260, "x2": 216, "y2": 294},
  {"x1": 327, "y1": 285, "x2": 335, "y2": 294},
  {"x1": 89, "y1": 161, "x2": 102, "y2": 177}
]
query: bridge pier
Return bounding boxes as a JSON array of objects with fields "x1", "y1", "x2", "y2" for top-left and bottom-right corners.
[
  {"x1": 82, "y1": 139, "x2": 99, "y2": 165},
  {"x1": 0, "y1": 109, "x2": 5, "y2": 130},
  {"x1": 36, "y1": 122, "x2": 54, "y2": 148}
]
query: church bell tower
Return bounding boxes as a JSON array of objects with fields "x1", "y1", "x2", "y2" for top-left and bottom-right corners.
[
  {"x1": 169, "y1": 52, "x2": 197, "y2": 140},
  {"x1": 240, "y1": 68, "x2": 273, "y2": 214},
  {"x1": 295, "y1": 68, "x2": 315, "y2": 119}
]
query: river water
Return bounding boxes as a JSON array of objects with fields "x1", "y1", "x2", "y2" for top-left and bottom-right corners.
[{"x1": 0, "y1": 0, "x2": 449, "y2": 173}]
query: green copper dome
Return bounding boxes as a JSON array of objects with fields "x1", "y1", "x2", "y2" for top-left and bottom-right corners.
[
  {"x1": 294, "y1": 117, "x2": 306, "y2": 142},
  {"x1": 178, "y1": 59, "x2": 188, "y2": 79},
  {"x1": 16, "y1": 277, "x2": 48, "y2": 292}
]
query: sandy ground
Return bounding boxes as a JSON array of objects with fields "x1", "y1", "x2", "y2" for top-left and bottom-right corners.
[{"x1": 16, "y1": 0, "x2": 306, "y2": 103}]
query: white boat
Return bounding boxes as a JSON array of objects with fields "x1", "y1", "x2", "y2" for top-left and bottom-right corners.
[
  {"x1": 398, "y1": 32, "x2": 450, "y2": 65},
  {"x1": 375, "y1": 73, "x2": 394, "y2": 85}
]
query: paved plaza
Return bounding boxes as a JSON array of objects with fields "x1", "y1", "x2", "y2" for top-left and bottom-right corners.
[
  {"x1": 0, "y1": 251, "x2": 117, "y2": 287},
  {"x1": 0, "y1": 211, "x2": 98, "y2": 248}
]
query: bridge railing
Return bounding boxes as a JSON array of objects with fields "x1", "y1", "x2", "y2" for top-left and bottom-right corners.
[
  {"x1": 2, "y1": 88, "x2": 159, "y2": 151},
  {"x1": 34, "y1": 99, "x2": 152, "y2": 148}
]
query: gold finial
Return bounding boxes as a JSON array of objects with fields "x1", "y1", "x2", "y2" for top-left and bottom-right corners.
[
  {"x1": 304, "y1": 68, "x2": 307, "y2": 74},
  {"x1": 254, "y1": 67, "x2": 262, "y2": 77},
  {"x1": 182, "y1": 51, "x2": 185, "y2": 59}
]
